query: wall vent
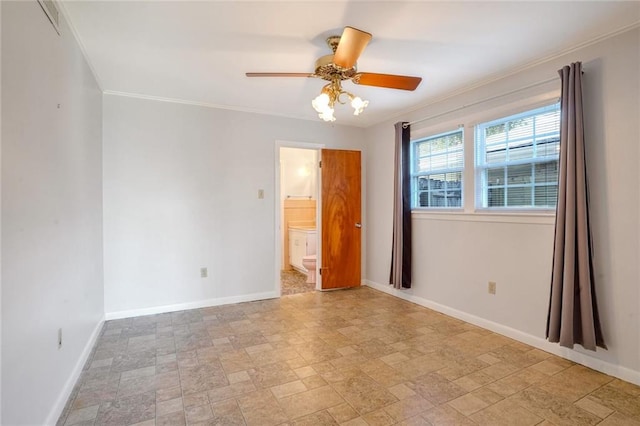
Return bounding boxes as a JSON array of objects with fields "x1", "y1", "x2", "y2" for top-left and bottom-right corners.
[{"x1": 38, "y1": 0, "x2": 61, "y2": 35}]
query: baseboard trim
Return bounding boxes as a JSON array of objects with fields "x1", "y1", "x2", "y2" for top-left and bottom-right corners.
[
  {"x1": 363, "y1": 279, "x2": 640, "y2": 386},
  {"x1": 105, "y1": 291, "x2": 280, "y2": 320},
  {"x1": 46, "y1": 315, "x2": 105, "y2": 426}
]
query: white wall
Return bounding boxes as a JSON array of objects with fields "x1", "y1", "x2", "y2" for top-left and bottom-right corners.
[
  {"x1": 364, "y1": 28, "x2": 640, "y2": 384},
  {"x1": 280, "y1": 147, "x2": 318, "y2": 201},
  {"x1": 1, "y1": 2, "x2": 104, "y2": 425},
  {"x1": 103, "y1": 95, "x2": 365, "y2": 317}
]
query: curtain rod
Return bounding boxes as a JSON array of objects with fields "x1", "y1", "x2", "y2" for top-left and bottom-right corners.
[{"x1": 403, "y1": 76, "x2": 559, "y2": 129}]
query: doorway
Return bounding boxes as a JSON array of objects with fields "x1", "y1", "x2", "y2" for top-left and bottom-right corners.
[
  {"x1": 277, "y1": 144, "x2": 321, "y2": 295},
  {"x1": 274, "y1": 142, "x2": 363, "y2": 296}
]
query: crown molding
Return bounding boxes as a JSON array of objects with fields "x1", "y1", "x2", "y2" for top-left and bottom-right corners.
[{"x1": 102, "y1": 90, "x2": 368, "y2": 128}]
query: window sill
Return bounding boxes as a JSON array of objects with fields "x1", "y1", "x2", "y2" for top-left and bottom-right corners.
[{"x1": 411, "y1": 209, "x2": 555, "y2": 225}]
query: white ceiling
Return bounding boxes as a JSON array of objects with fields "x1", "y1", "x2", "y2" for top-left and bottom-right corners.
[{"x1": 61, "y1": 1, "x2": 640, "y2": 127}]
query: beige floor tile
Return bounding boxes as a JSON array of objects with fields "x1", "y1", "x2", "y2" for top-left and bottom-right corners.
[
  {"x1": 207, "y1": 381, "x2": 256, "y2": 403},
  {"x1": 409, "y1": 372, "x2": 467, "y2": 405},
  {"x1": 117, "y1": 371, "x2": 181, "y2": 398},
  {"x1": 219, "y1": 351, "x2": 256, "y2": 374},
  {"x1": 607, "y1": 379, "x2": 640, "y2": 397},
  {"x1": 537, "y1": 364, "x2": 614, "y2": 402},
  {"x1": 332, "y1": 376, "x2": 398, "y2": 415},
  {"x1": 452, "y1": 374, "x2": 485, "y2": 392},
  {"x1": 184, "y1": 403, "x2": 213, "y2": 423},
  {"x1": 182, "y1": 391, "x2": 209, "y2": 408},
  {"x1": 287, "y1": 356, "x2": 310, "y2": 369},
  {"x1": 598, "y1": 411, "x2": 640, "y2": 425},
  {"x1": 291, "y1": 410, "x2": 339, "y2": 425},
  {"x1": 278, "y1": 385, "x2": 345, "y2": 419},
  {"x1": 327, "y1": 402, "x2": 359, "y2": 423},
  {"x1": 388, "y1": 383, "x2": 417, "y2": 400},
  {"x1": 156, "y1": 410, "x2": 185, "y2": 426},
  {"x1": 587, "y1": 385, "x2": 640, "y2": 418},
  {"x1": 129, "y1": 419, "x2": 156, "y2": 426},
  {"x1": 155, "y1": 397, "x2": 183, "y2": 416},
  {"x1": 294, "y1": 365, "x2": 316, "y2": 379},
  {"x1": 270, "y1": 379, "x2": 307, "y2": 398},
  {"x1": 480, "y1": 361, "x2": 521, "y2": 381},
  {"x1": 391, "y1": 355, "x2": 446, "y2": 379},
  {"x1": 422, "y1": 404, "x2": 477, "y2": 425},
  {"x1": 237, "y1": 389, "x2": 288, "y2": 426},
  {"x1": 227, "y1": 370, "x2": 251, "y2": 384},
  {"x1": 179, "y1": 361, "x2": 228, "y2": 394},
  {"x1": 210, "y1": 399, "x2": 246, "y2": 425},
  {"x1": 244, "y1": 342, "x2": 273, "y2": 353},
  {"x1": 395, "y1": 414, "x2": 432, "y2": 426},
  {"x1": 121, "y1": 365, "x2": 157, "y2": 381},
  {"x1": 64, "y1": 404, "x2": 100, "y2": 425},
  {"x1": 509, "y1": 387, "x2": 601, "y2": 426},
  {"x1": 485, "y1": 370, "x2": 539, "y2": 397},
  {"x1": 448, "y1": 392, "x2": 490, "y2": 416},
  {"x1": 302, "y1": 374, "x2": 328, "y2": 389},
  {"x1": 154, "y1": 386, "x2": 181, "y2": 403},
  {"x1": 331, "y1": 354, "x2": 369, "y2": 370},
  {"x1": 470, "y1": 386, "x2": 504, "y2": 405},
  {"x1": 383, "y1": 394, "x2": 433, "y2": 422},
  {"x1": 95, "y1": 391, "x2": 156, "y2": 425},
  {"x1": 575, "y1": 395, "x2": 616, "y2": 419},
  {"x1": 340, "y1": 417, "x2": 369, "y2": 426},
  {"x1": 362, "y1": 408, "x2": 395, "y2": 426},
  {"x1": 89, "y1": 358, "x2": 114, "y2": 369},
  {"x1": 470, "y1": 398, "x2": 543, "y2": 425},
  {"x1": 250, "y1": 347, "x2": 300, "y2": 367},
  {"x1": 529, "y1": 359, "x2": 568, "y2": 376},
  {"x1": 380, "y1": 352, "x2": 411, "y2": 365},
  {"x1": 337, "y1": 346, "x2": 358, "y2": 356}
]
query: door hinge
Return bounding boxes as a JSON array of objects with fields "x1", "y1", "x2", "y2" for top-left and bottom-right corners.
[
  {"x1": 318, "y1": 161, "x2": 322, "y2": 168},
  {"x1": 319, "y1": 268, "x2": 322, "y2": 275}
]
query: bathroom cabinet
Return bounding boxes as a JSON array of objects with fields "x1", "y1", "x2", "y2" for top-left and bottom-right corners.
[{"x1": 288, "y1": 227, "x2": 316, "y2": 273}]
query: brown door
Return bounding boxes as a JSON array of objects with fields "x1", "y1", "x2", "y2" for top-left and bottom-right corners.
[{"x1": 321, "y1": 149, "x2": 361, "y2": 289}]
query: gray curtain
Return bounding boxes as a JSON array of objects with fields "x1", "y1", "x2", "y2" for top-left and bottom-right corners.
[
  {"x1": 390, "y1": 122, "x2": 411, "y2": 289},
  {"x1": 546, "y1": 62, "x2": 605, "y2": 351}
]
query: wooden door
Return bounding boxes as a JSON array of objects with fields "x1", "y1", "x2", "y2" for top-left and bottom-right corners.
[{"x1": 321, "y1": 149, "x2": 361, "y2": 289}]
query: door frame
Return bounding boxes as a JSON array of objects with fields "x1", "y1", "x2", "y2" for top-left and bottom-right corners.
[{"x1": 274, "y1": 140, "x2": 324, "y2": 296}]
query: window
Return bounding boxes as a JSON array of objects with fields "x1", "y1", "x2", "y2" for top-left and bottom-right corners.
[
  {"x1": 476, "y1": 103, "x2": 560, "y2": 209},
  {"x1": 411, "y1": 129, "x2": 464, "y2": 208}
]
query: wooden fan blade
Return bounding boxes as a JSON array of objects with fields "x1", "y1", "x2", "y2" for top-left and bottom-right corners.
[
  {"x1": 246, "y1": 73, "x2": 314, "y2": 77},
  {"x1": 333, "y1": 27, "x2": 372, "y2": 70},
  {"x1": 352, "y1": 73, "x2": 422, "y2": 91}
]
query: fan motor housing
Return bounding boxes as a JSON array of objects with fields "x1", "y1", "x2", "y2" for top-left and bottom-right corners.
[{"x1": 314, "y1": 54, "x2": 357, "y2": 81}]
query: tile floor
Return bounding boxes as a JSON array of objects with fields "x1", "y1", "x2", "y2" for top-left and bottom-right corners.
[
  {"x1": 58, "y1": 287, "x2": 640, "y2": 426},
  {"x1": 281, "y1": 270, "x2": 315, "y2": 296}
]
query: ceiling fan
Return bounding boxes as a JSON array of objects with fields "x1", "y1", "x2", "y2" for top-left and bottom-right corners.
[{"x1": 245, "y1": 26, "x2": 422, "y2": 122}]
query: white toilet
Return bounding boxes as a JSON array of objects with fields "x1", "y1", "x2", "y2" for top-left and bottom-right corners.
[
  {"x1": 301, "y1": 232, "x2": 317, "y2": 284},
  {"x1": 302, "y1": 255, "x2": 317, "y2": 284}
]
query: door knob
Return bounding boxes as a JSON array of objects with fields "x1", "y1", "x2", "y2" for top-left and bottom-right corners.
[{"x1": 355, "y1": 223, "x2": 362, "y2": 228}]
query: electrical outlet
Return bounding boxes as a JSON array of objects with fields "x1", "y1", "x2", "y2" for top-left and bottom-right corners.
[
  {"x1": 200, "y1": 267, "x2": 208, "y2": 278},
  {"x1": 258, "y1": 189, "x2": 264, "y2": 199},
  {"x1": 58, "y1": 328, "x2": 63, "y2": 349},
  {"x1": 488, "y1": 281, "x2": 497, "y2": 295}
]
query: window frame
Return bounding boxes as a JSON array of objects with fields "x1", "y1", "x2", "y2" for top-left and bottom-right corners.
[
  {"x1": 410, "y1": 128, "x2": 465, "y2": 210},
  {"x1": 474, "y1": 102, "x2": 561, "y2": 211}
]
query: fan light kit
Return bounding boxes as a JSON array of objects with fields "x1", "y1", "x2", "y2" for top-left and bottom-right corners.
[
  {"x1": 246, "y1": 27, "x2": 422, "y2": 122},
  {"x1": 311, "y1": 79, "x2": 368, "y2": 122}
]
